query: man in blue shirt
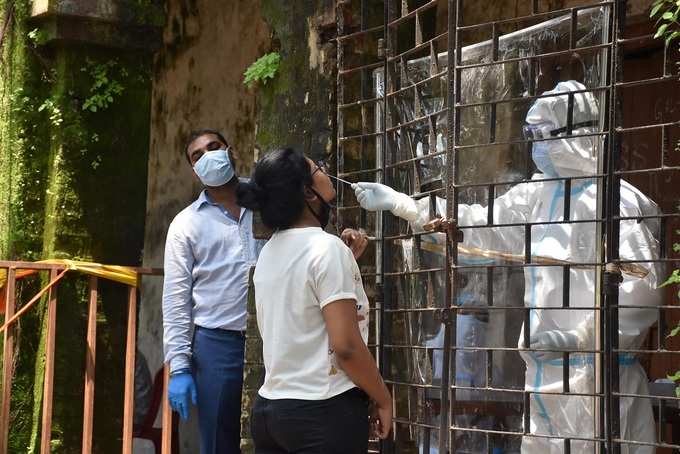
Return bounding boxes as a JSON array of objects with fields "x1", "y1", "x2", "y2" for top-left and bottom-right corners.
[{"x1": 163, "y1": 130, "x2": 368, "y2": 454}]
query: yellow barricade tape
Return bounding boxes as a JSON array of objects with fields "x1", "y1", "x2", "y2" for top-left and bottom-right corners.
[{"x1": 0, "y1": 259, "x2": 139, "y2": 290}]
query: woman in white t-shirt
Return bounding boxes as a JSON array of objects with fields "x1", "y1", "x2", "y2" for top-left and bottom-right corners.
[{"x1": 237, "y1": 148, "x2": 392, "y2": 453}]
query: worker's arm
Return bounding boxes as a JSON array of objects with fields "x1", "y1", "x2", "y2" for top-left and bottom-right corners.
[
  {"x1": 353, "y1": 181, "x2": 532, "y2": 255},
  {"x1": 322, "y1": 300, "x2": 392, "y2": 439},
  {"x1": 576, "y1": 192, "x2": 664, "y2": 351}
]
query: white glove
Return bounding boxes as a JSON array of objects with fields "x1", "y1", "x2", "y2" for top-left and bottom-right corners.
[
  {"x1": 352, "y1": 182, "x2": 419, "y2": 223},
  {"x1": 530, "y1": 329, "x2": 581, "y2": 361}
]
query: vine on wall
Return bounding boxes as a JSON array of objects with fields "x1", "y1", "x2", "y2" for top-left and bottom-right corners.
[{"x1": 650, "y1": 0, "x2": 680, "y2": 398}]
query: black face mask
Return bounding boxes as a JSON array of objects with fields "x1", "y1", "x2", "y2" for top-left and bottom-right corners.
[{"x1": 306, "y1": 187, "x2": 335, "y2": 230}]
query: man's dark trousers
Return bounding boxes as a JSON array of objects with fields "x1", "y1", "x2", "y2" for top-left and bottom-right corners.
[{"x1": 193, "y1": 326, "x2": 245, "y2": 454}]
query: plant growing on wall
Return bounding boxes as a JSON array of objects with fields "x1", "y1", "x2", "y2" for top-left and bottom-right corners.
[
  {"x1": 651, "y1": 0, "x2": 680, "y2": 398},
  {"x1": 660, "y1": 245, "x2": 680, "y2": 397},
  {"x1": 81, "y1": 59, "x2": 127, "y2": 113},
  {"x1": 651, "y1": 0, "x2": 680, "y2": 43},
  {"x1": 243, "y1": 52, "x2": 281, "y2": 89}
]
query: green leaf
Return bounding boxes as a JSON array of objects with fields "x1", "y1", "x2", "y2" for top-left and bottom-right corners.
[
  {"x1": 660, "y1": 269, "x2": 680, "y2": 288},
  {"x1": 668, "y1": 371, "x2": 680, "y2": 382},
  {"x1": 652, "y1": 3, "x2": 664, "y2": 17},
  {"x1": 668, "y1": 322, "x2": 680, "y2": 338},
  {"x1": 655, "y1": 23, "x2": 670, "y2": 38},
  {"x1": 652, "y1": 0, "x2": 670, "y2": 16},
  {"x1": 663, "y1": 11, "x2": 674, "y2": 19}
]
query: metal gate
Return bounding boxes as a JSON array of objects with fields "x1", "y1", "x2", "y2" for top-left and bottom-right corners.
[{"x1": 336, "y1": 1, "x2": 680, "y2": 453}]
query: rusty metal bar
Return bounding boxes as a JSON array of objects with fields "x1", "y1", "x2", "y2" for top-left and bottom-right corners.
[
  {"x1": 338, "y1": 60, "x2": 384, "y2": 76},
  {"x1": 121, "y1": 286, "x2": 137, "y2": 454},
  {"x1": 456, "y1": 84, "x2": 608, "y2": 110},
  {"x1": 336, "y1": 24, "x2": 384, "y2": 42},
  {"x1": 339, "y1": 167, "x2": 382, "y2": 178},
  {"x1": 386, "y1": 31, "x2": 449, "y2": 63},
  {"x1": 387, "y1": 0, "x2": 438, "y2": 27},
  {"x1": 339, "y1": 131, "x2": 383, "y2": 142},
  {"x1": 0, "y1": 267, "x2": 16, "y2": 454},
  {"x1": 379, "y1": 1, "x2": 396, "y2": 452},
  {"x1": 40, "y1": 267, "x2": 59, "y2": 454},
  {"x1": 385, "y1": 107, "x2": 448, "y2": 133},
  {"x1": 81, "y1": 276, "x2": 98, "y2": 454},
  {"x1": 456, "y1": 2, "x2": 613, "y2": 32},
  {"x1": 337, "y1": 0, "x2": 347, "y2": 236},
  {"x1": 616, "y1": 119, "x2": 680, "y2": 132},
  {"x1": 615, "y1": 74, "x2": 678, "y2": 88},
  {"x1": 615, "y1": 166, "x2": 680, "y2": 175},
  {"x1": 457, "y1": 42, "x2": 611, "y2": 70},
  {"x1": 338, "y1": 95, "x2": 383, "y2": 109}
]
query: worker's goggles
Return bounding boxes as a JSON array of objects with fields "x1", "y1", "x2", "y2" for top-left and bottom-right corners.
[{"x1": 522, "y1": 120, "x2": 597, "y2": 140}]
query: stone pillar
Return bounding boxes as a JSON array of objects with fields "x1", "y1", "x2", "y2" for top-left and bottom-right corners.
[{"x1": 0, "y1": 1, "x2": 160, "y2": 452}]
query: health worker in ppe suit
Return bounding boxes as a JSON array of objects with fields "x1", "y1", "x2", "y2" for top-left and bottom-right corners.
[{"x1": 352, "y1": 80, "x2": 663, "y2": 453}]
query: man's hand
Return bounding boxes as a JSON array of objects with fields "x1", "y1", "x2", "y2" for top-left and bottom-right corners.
[
  {"x1": 168, "y1": 371, "x2": 197, "y2": 420},
  {"x1": 370, "y1": 400, "x2": 393, "y2": 439},
  {"x1": 341, "y1": 228, "x2": 369, "y2": 260}
]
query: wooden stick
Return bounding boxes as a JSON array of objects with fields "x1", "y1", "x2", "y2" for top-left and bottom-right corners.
[{"x1": 417, "y1": 232, "x2": 648, "y2": 278}]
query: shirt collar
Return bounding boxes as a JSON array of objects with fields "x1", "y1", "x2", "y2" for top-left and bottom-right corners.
[
  {"x1": 194, "y1": 189, "x2": 213, "y2": 211},
  {"x1": 194, "y1": 189, "x2": 247, "y2": 222}
]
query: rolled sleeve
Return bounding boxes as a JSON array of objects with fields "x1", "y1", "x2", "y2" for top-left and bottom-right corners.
[
  {"x1": 162, "y1": 224, "x2": 195, "y2": 373},
  {"x1": 313, "y1": 240, "x2": 359, "y2": 308}
]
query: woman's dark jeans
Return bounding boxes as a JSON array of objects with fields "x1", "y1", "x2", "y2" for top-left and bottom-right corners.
[{"x1": 251, "y1": 387, "x2": 370, "y2": 454}]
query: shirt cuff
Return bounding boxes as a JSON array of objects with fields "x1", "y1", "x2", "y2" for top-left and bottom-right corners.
[{"x1": 169, "y1": 354, "x2": 192, "y2": 374}]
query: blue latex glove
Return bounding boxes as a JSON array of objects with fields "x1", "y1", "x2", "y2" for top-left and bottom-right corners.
[{"x1": 168, "y1": 371, "x2": 197, "y2": 420}]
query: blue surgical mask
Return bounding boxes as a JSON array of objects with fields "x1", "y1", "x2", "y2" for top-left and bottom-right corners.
[
  {"x1": 531, "y1": 141, "x2": 558, "y2": 177},
  {"x1": 193, "y1": 149, "x2": 235, "y2": 187}
]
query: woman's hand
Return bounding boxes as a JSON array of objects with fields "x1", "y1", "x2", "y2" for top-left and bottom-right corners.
[
  {"x1": 341, "y1": 228, "x2": 368, "y2": 259},
  {"x1": 370, "y1": 399, "x2": 393, "y2": 439}
]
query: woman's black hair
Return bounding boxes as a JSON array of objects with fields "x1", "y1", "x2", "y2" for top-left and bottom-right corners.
[{"x1": 237, "y1": 148, "x2": 312, "y2": 230}]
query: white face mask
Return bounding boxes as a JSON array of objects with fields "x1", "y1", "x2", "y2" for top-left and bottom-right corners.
[{"x1": 193, "y1": 149, "x2": 235, "y2": 187}]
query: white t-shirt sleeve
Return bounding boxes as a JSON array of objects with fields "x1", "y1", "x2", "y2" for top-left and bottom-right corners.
[{"x1": 312, "y1": 239, "x2": 360, "y2": 308}]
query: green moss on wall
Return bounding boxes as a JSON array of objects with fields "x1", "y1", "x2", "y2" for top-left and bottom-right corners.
[
  {"x1": 0, "y1": 2, "x2": 154, "y2": 452},
  {"x1": 255, "y1": 0, "x2": 335, "y2": 160}
]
